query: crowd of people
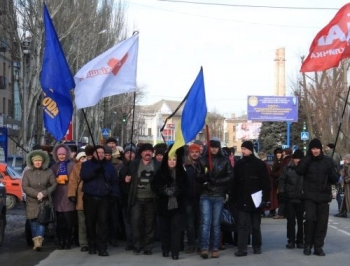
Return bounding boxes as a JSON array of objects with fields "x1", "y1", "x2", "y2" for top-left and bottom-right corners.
[{"x1": 21, "y1": 136, "x2": 344, "y2": 259}]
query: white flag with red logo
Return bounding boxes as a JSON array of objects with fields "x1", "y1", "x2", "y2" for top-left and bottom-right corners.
[
  {"x1": 300, "y1": 3, "x2": 350, "y2": 72},
  {"x1": 74, "y1": 33, "x2": 138, "y2": 109}
]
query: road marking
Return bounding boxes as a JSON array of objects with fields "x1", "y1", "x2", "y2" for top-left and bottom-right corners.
[{"x1": 328, "y1": 224, "x2": 350, "y2": 236}]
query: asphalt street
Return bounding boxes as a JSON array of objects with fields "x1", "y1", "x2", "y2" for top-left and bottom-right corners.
[{"x1": 1, "y1": 200, "x2": 350, "y2": 266}]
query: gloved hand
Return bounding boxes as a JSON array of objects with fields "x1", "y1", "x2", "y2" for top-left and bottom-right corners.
[
  {"x1": 258, "y1": 201, "x2": 267, "y2": 209},
  {"x1": 278, "y1": 193, "x2": 286, "y2": 203},
  {"x1": 68, "y1": 196, "x2": 77, "y2": 204},
  {"x1": 94, "y1": 165, "x2": 104, "y2": 175},
  {"x1": 165, "y1": 186, "x2": 177, "y2": 196}
]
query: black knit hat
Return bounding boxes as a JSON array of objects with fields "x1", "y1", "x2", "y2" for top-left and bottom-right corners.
[
  {"x1": 209, "y1": 137, "x2": 221, "y2": 148},
  {"x1": 139, "y1": 143, "x2": 154, "y2": 153},
  {"x1": 155, "y1": 148, "x2": 165, "y2": 156},
  {"x1": 241, "y1": 141, "x2": 254, "y2": 153},
  {"x1": 309, "y1": 138, "x2": 322, "y2": 150},
  {"x1": 292, "y1": 149, "x2": 304, "y2": 159},
  {"x1": 274, "y1": 147, "x2": 283, "y2": 155}
]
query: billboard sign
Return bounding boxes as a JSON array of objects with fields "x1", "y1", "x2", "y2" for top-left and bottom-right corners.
[
  {"x1": 247, "y1": 96, "x2": 298, "y2": 122},
  {"x1": 0, "y1": 127, "x2": 8, "y2": 162}
]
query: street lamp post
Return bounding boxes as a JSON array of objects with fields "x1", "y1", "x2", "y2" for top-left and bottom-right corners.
[{"x1": 22, "y1": 38, "x2": 31, "y2": 150}]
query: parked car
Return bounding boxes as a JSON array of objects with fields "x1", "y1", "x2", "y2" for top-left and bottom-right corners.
[
  {"x1": 0, "y1": 182, "x2": 6, "y2": 246},
  {"x1": 0, "y1": 162, "x2": 23, "y2": 209},
  {"x1": 6, "y1": 155, "x2": 25, "y2": 173}
]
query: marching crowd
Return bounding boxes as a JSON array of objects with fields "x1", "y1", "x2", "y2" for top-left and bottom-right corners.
[{"x1": 21, "y1": 136, "x2": 347, "y2": 260}]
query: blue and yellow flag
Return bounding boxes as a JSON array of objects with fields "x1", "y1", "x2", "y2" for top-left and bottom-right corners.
[
  {"x1": 169, "y1": 67, "x2": 207, "y2": 157},
  {"x1": 40, "y1": 4, "x2": 75, "y2": 141}
]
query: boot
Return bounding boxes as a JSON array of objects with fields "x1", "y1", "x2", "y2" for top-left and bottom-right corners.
[
  {"x1": 334, "y1": 211, "x2": 347, "y2": 218},
  {"x1": 32, "y1": 237, "x2": 39, "y2": 250},
  {"x1": 36, "y1": 236, "x2": 43, "y2": 251},
  {"x1": 32, "y1": 237, "x2": 41, "y2": 251},
  {"x1": 58, "y1": 239, "x2": 66, "y2": 250}
]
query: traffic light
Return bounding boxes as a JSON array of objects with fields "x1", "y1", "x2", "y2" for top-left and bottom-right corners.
[{"x1": 122, "y1": 113, "x2": 127, "y2": 124}]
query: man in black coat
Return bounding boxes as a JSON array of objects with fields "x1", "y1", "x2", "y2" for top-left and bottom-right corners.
[
  {"x1": 295, "y1": 138, "x2": 339, "y2": 256},
  {"x1": 232, "y1": 141, "x2": 271, "y2": 257}
]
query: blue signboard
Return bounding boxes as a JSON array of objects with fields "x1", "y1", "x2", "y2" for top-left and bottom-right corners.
[
  {"x1": 300, "y1": 132, "x2": 309, "y2": 140},
  {"x1": 101, "y1": 128, "x2": 110, "y2": 137},
  {"x1": 247, "y1": 96, "x2": 298, "y2": 122},
  {"x1": 0, "y1": 127, "x2": 8, "y2": 162}
]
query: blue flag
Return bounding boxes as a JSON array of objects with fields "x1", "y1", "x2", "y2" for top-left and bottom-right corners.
[{"x1": 40, "y1": 4, "x2": 74, "y2": 141}]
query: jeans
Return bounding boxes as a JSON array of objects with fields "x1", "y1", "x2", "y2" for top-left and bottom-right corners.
[
  {"x1": 30, "y1": 219, "x2": 46, "y2": 237},
  {"x1": 199, "y1": 195, "x2": 224, "y2": 250}
]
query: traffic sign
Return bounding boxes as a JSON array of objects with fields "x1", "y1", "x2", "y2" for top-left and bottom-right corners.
[
  {"x1": 300, "y1": 131, "x2": 309, "y2": 141},
  {"x1": 101, "y1": 128, "x2": 110, "y2": 137}
]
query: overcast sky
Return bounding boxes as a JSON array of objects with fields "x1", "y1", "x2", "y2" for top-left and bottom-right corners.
[{"x1": 125, "y1": 0, "x2": 348, "y2": 117}]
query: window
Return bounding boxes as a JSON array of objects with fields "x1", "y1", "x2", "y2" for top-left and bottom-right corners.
[
  {"x1": 8, "y1": 99, "x2": 12, "y2": 117},
  {"x1": 147, "y1": 128, "x2": 152, "y2": 136},
  {"x1": 2, "y1": 97, "x2": 5, "y2": 114}
]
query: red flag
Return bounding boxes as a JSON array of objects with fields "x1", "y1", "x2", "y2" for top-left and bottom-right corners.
[{"x1": 300, "y1": 3, "x2": 350, "y2": 72}]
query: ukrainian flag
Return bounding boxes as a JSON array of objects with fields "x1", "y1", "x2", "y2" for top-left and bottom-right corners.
[{"x1": 169, "y1": 67, "x2": 207, "y2": 157}]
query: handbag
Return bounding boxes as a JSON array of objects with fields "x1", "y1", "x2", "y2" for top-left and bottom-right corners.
[
  {"x1": 37, "y1": 191, "x2": 55, "y2": 224},
  {"x1": 220, "y1": 206, "x2": 235, "y2": 232}
]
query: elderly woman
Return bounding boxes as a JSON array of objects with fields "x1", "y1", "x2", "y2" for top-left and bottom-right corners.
[{"x1": 22, "y1": 150, "x2": 57, "y2": 251}]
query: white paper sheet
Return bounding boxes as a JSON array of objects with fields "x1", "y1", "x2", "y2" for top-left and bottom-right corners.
[{"x1": 251, "y1": 190, "x2": 262, "y2": 208}]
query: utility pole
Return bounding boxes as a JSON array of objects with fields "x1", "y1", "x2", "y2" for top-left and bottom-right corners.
[{"x1": 22, "y1": 37, "x2": 31, "y2": 151}]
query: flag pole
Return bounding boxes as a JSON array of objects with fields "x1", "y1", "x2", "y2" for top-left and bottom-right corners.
[
  {"x1": 205, "y1": 124, "x2": 212, "y2": 171},
  {"x1": 129, "y1": 91, "x2": 136, "y2": 147},
  {"x1": 81, "y1": 109, "x2": 97, "y2": 148}
]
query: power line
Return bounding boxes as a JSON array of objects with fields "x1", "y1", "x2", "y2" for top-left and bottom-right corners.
[{"x1": 158, "y1": 0, "x2": 339, "y2": 10}]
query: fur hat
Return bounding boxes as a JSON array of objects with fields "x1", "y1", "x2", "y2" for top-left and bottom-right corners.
[
  {"x1": 309, "y1": 138, "x2": 322, "y2": 150},
  {"x1": 139, "y1": 143, "x2": 154, "y2": 153},
  {"x1": 106, "y1": 137, "x2": 117, "y2": 145},
  {"x1": 292, "y1": 149, "x2": 304, "y2": 159},
  {"x1": 76, "y1": 152, "x2": 86, "y2": 160},
  {"x1": 241, "y1": 141, "x2": 254, "y2": 153},
  {"x1": 209, "y1": 137, "x2": 221, "y2": 148}
]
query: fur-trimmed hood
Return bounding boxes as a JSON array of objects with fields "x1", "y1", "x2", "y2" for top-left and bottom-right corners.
[
  {"x1": 52, "y1": 144, "x2": 71, "y2": 162},
  {"x1": 26, "y1": 150, "x2": 50, "y2": 170}
]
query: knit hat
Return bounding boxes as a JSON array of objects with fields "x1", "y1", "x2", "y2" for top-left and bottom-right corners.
[
  {"x1": 326, "y1": 143, "x2": 335, "y2": 149},
  {"x1": 189, "y1": 143, "x2": 201, "y2": 152},
  {"x1": 57, "y1": 147, "x2": 67, "y2": 155},
  {"x1": 104, "y1": 145, "x2": 112, "y2": 154},
  {"x1": 241, "y1": 141, "x2": 254, "y2": 153},
  {"x1": 106, "y1": 137, "x2": 117, "y2": 145},
  {"x1": 292, "y1": 149, "x2": 304, "y2": 159},
  {"x1": 139, "y1": 143, "x2": 154, "y2": 153},
  {"x1": 309, "y1": 138, "x2": 322, "y2": 150},
  {"x1": 76, "y1": 152, "x2": 86, "y2": 160},
  {"x1": 31, "y1": 155, "x2": 43, "y2": 161},
  {"x1": 194, "y1": 140, "x2": 203, "y2": 146},
  {"x1": 124, "y1": 144, "x2": 137, "y2": 154},
  {"x1": 209, "y1": 137, "x2": 221, "y2": 148}
]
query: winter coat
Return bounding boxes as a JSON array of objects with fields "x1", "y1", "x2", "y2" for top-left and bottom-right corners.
[
  {"x1": 197, "y1": 150, "x2": 233, "y2": 198},
  {"x1": 341, "y1": 163, "x2": 350, "y2": 213},
  {"x1": 278, "y1": 160, "x2": 304, "y2": 203},
  {"x1": 126, "y1": 158, "x2": 161, "y2": 210},
  {"x1": 67, "y1": 162, "x2": 84, "y2": 210},
  {"x1": 151, "y1": 151, "x2": 187, "y2": 217},
  {"x1": 232, "y1": 154, "x2": 271, "y2": 211},
  {"x1": 80, "y1": 157, "x2": 119, "y2": 198},
  {"x1": 51, "y1": 144, "x2": 75, "y2": 212},
  {"x1": 22, "y1": 150, "x2": 57, "y2": 220},
  {"x1": 183, "y1": 158, "x2": 203, "y2": 202},
  {"x1": 295, "y1": 153, "x2": 339, "y2": 203}
]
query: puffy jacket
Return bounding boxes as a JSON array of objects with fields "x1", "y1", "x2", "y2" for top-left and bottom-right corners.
[
  {"x1": 278, "y1": 160, "x2": 303, "y2": 202},
  {"x1": 295, "y1": 153, "x2": 339, "y2": 203}
]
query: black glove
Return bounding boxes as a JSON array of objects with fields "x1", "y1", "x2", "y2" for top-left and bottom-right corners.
[
  {"x1": 68, "y1": 196, "x2": 77, "y2": 205},
  {"x1": 258, "y1": 201, "x2": 267, "y2": 209},
  {"x1": 278, "y1": 193, "x2": 286, "y2": 203},
  {"x1": 94, "y1": 165, "x2": 104, "y2": 175},
  {"x1": 165, "y1": 186, "x2": 177, "y2": 196}
]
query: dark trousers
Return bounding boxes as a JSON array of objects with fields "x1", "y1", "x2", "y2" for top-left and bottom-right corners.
[
  {"x1": 56, "y1": 211, "x2": 75, "y2": 245},
  {"x1": 237, "y1": 210, "x2": 262, "y2": 252},
  {"x1": 159, "y1": 212, "x2": 182, "y2": 256},
  {"x1": 285, "y1": 200, "x2": 304, "y2": 244},
  {"x1": 184, "y1": 201, "x2": 199, "y2": 248},
  {"x1": 304, "y1": 200, "x2": 329, "y2": 249},
  {"x1": 108, "y1": 197, "x2": 119, "y2": 243},
  {"x1": 83, "y1": 194, "x2": 109, "y2": 251},
  {"x1": 123, "y1": 205, "x2": 133, "y2": 246},
  {"x1": 131, "y1": 198, "x2": 156, "y2": 251}
]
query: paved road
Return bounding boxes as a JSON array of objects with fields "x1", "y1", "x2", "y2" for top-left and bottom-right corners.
[{"x1": 1, "y1": 200, "x2": 350, "y2": 266}]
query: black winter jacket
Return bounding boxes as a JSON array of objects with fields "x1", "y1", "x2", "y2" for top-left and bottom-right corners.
[
  {"x1": 197, "y1": 152, "x2": 233, "y2": 198},
  {"x1": 232, "y1": 154, "x2": 271, "y2": 211},
  {"x1": 295, "y1": 153, "x2": 339, "y2": 203},
  {"x1": 278, "y1": 160, "x2": 304, "y2": 202}
]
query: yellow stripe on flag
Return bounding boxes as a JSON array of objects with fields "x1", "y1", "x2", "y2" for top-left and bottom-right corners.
[{"x1": 169, "y1": 121, "x2": 185, "y2": 158}]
